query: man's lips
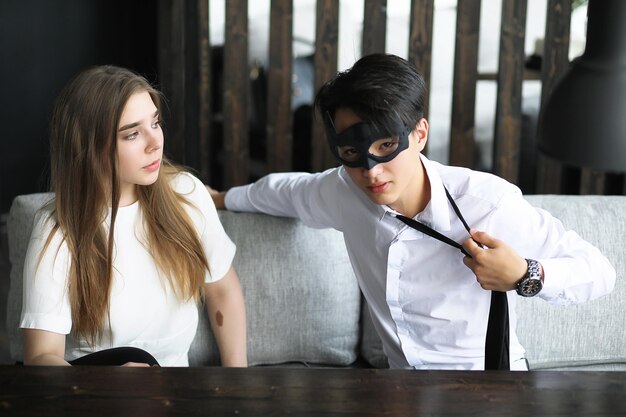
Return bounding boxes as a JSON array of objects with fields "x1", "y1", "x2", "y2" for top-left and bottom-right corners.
[{"x1": 367, "y1": 182, "x2": 389, "y2": 193}]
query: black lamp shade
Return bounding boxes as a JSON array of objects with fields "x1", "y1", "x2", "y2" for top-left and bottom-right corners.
[{"x1": 538, "y1": 0, "x2": 626, "y2": 173}]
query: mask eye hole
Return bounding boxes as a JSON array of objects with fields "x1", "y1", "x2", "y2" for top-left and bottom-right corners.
[
  {"x1": 337, "y1": 146, "x2": 362, "y2": 162},
  {"x1": 369, "y1": 137, "x2": 400, "y2": 157}
]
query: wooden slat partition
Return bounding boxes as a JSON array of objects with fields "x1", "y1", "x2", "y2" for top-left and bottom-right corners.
[
  {"x1": 362, "y1": 0, "x2": 387, "y2": 55},
  {"x1": 536, "y1": 0, "x2": 572, "y2": 194},
  {"x1": 311, "y1": 0, "x2": 339, "y2": 172},
  {"x1": 266, "y1": 0, "x2": 293, "y2": 173},
  {"x1": 493, "y1": 0, "x2": 528, "y2": 184},
  {"x1": 408, "y1": 0, "x2": 434, "y2": 120},
  {"x1": 156, "y1": 0, "x2": 624, "y2": 196},
  {"x1": 222, "y1": 0, "x2": 250, "y2": 187},
  {"x1": 449, "y1": 0, "x2": 482, "y2": 168}
]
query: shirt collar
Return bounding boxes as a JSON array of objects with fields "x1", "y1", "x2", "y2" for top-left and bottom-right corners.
[
  {"x1": 376, "y1": 155, "x2": 451, "y2": 232},
  {"x1": 339, "y1": 155, "x2": 452, "y2": 230},
  {"x1": 420, "y1": 154, "x2": 451, "y2": 232}
]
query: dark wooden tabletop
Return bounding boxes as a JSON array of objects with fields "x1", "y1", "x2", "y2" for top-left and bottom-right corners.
[{"x1": 1, "y1": 365, "x2": 624, "y2": 416}]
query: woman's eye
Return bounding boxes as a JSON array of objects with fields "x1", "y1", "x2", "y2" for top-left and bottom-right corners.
[
  {"x1": 124, "y1": 131, "x2": 139, "y2": 141},
  {"x1": 151, "y1": 120, "x2": 161, "y2": 129}
]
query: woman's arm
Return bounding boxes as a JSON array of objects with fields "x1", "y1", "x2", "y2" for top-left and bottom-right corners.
[
  {"x1": 23, "y1": 328, "x2": 70, "y2": 366},
  {"x1": 204, "y1": 265, "x2": 248, "y2": 367}
]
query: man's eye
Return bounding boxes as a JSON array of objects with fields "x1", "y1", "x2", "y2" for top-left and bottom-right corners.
[
  {"x1": 338, "y1": 147, "x2": 360, "y2": 162},
  {"x1": 372, "y1": 138, "x2": 399, "y2": 156}
]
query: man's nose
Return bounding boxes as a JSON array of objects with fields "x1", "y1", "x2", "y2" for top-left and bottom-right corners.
[{"x1": 363, "y1": 159, "x2": 383, "y2": 177}]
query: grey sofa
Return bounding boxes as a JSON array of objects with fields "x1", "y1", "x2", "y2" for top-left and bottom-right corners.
[{"x1": 6, "y1": 193, "x2": 626, "y2": 370}]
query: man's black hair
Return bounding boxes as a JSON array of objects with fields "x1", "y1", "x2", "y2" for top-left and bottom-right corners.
[{"x1": 314, "y1": 53, "x2": 427, "y2": 135}]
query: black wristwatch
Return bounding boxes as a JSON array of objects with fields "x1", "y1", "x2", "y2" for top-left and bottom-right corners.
[{"x1": 516, "y1": 259, "x2": 543, "y2": 297}]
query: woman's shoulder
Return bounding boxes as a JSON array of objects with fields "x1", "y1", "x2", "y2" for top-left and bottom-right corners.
[
  {"x1": 168, "y1": 171, "x2": 204, "y2": 196},
  {"x1": 31, "y1": 202, "x2": 58, "y2": 239}
]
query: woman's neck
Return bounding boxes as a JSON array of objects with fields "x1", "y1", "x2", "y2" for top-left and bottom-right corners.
[{"x1": 117, "y1": 184, "x2": 138, "y2": 207}]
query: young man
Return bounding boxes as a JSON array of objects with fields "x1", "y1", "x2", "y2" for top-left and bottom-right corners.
[{"x1": 209, "y1": 54, "x2": 615, "y2": 370}]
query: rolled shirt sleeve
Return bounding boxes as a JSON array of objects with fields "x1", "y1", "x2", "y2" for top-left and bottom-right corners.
[{"x1": 487, "y1": 191, "x2": 616, "y2": 304}]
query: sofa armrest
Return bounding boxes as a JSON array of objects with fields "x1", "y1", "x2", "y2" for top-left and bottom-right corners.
[{"x1": 6, "y1": 193, "x2": 55, "y2": 362}]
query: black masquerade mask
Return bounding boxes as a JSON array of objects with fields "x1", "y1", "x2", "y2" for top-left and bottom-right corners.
[{"x1": 323, "y1": 111, "x2": 412, "y2": 169}]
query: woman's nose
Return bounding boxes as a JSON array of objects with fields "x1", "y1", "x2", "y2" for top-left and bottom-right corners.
[{"x1": 146, "y1": 130, "x2": 162, "y2": 152}]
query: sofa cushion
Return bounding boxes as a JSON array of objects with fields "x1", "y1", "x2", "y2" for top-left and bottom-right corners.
[
  {"x1": 7, "y1": 194, "x2": 361, "y2": 367},
  {"x1": 359, "y1": 303, "x2": 388, "y2": 368},
  {"x1": 190, "y1": 211, "x2": 361, "y2": 366},
  {"x1": 518, "y1": 195, "x2": 626, "y2": 371}
]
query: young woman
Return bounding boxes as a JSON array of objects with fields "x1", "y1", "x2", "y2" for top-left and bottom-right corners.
[{"x1": 20, "y1": 66, "x2": 247, "y2": 367}]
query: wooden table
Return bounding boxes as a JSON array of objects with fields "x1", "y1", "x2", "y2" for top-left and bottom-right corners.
[{"x1": 1, "y1": 366, "x2": 624, "y2": 416}]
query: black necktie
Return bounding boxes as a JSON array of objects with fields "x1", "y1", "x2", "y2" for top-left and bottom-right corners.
[{"x1": 394, "y1": 188, "x2": 510, "y2": 370}]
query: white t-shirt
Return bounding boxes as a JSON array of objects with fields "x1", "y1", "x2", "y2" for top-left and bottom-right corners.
[
  {"x1": 224, "y1": 154, "x2": 616, "y2": 370},
  {"x1": 20, "y1": 172, "x2": 236, "y2": 366}
]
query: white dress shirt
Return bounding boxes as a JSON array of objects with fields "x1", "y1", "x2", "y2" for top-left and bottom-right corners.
[
  {"x1": 21, "y1": 173, "x2": 236, "y2": 366},
  {"x1": 225, "y1": 155, "x2": 615, "y2": 370}
]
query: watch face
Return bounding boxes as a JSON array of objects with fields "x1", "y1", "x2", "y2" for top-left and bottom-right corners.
[
  {"x1": 519, "y1": 278, "x2": 542, "y2": 297},
  {"x1": 517, "y1": 258, "x2": 543, "y2": 297}
]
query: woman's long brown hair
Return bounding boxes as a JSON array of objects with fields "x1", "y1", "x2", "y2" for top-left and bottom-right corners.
[{"x1": 45, "y1": 66, "x2": 209, "y2": 346}]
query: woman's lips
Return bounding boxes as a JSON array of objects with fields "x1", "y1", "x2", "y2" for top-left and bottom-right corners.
[{"x1": 143, "y1": 159, "x2": 161, "y2": 172}]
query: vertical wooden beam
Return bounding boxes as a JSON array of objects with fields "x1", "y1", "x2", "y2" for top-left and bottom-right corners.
[
  {"x1": 157, "y1": 0, "x2": 207, "y2": 178},
  {"x1": 183, "y1": 1, "x2": 201, "y2": 174},
  {"x1": 312, "y1": 0, "x2": 339, "y2": 172},
  {"x1": 197, "y1": 0, "x2": 212, "y2": 182},
  {"x1": 536, "y1": 0, "x2": 572, "y2": 193},
  {"x1": 266, "y1": 0, "x2": 293, "y2": 173},
  {"x1": 449, "y1": 0, "x2": 481, "y2": 168},
  {"x1": 362, "y1": 0, "x2": 387, "y2": 56},
  {"x1": 579, "y1": 169, "x2": 606, "y2": 195},
  {"x1": 158, "y1": 0, "x2": 186, "y2": 165},
  {"x1": 601, "y1": 172, "x2": 625, "y2": 195},
  {"x1": 493, "y1": 0, "x2": 527, "y2": 184},
  {"x1": 223, "y1": 0, "x2": 249, "y2": 187},
  {"x1": 408, "y1": 0, "x2": 434, "y2": 119}
]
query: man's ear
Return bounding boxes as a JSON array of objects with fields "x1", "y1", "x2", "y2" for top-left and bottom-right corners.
[{"x1": 412, "y1": 118, "x2": 429, "y2": 151}]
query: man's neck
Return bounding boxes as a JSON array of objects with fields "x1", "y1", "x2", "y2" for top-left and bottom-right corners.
[{"x1": 390, "y1": 162, "x2": 431, "y2": 218}]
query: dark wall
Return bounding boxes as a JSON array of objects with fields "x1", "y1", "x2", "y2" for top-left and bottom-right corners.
[{"x1": 0, "y1": 0, "x2": 158, "y2": 212}]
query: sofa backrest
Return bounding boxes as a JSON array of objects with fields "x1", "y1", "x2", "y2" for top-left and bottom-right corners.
[
  {"x1": 6, "y1": 193, "x2": 361, "y2": 366},
  {"x1": 7, "y1": 193, "x2": 625, "y2": 370}
]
